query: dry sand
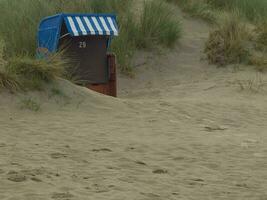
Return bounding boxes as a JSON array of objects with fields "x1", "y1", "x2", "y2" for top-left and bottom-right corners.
[{"x1": 1, "y1": 16, "x2": 267, "y2": 200}]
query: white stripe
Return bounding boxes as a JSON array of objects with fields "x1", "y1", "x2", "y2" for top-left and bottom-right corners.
[
  {"x1": 83, "y1": 17, "x2": 96, "y2": 35},
  {"x1": 99, "y1": 17, "x2": 111, "y2": 35},
  {"x1": 91, "y1": 17, "x2": 103, "y2": 35},
  {"x1": 67, "y1": 17, "x2": 79, "y2": 36},
  {"x1": 75, "y1": 17, "x2": 87, "y2": 35},
  {"x1": 107, "y1": 17, "x2": 118, "y2": 36}
]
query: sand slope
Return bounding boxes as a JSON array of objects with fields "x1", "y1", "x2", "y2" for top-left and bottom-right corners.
[{"x1": 1, "y1": 15, "x2": 267, "y2": 200}]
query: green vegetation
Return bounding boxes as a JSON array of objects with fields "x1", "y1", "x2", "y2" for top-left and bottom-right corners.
[
  {"x1": 205, "y1": 14, "x2": 250, "y2": 66},
  {"x1": 204, "y1": 1, "x2": 267, "y2": 70},
  {"x1": 236, "y1": 73, "x2": 266, "y2": 93},
  {"x1": 137, "y1": 0, "x2": 181, "y2": 49},
  {"x1": 207, "y1": 0, "x2": 267, "y2": 22},
  {"x1": 111, "y1": 16, "x2": 138, "y2": 74},
  {"x1": 0, "y1": 40, "x2": 67, "y2": 91},
  {"x1": 249, "y1": 55, "x2": 267, "y2": 72},
  {"x1": 0, "y1": 71, "x2": 20, "y2": 92},
  {"x1": 89, "y1": 0, "x2": 139, "y2": 74},
  {"x1": 0, "y1": 0, "x2": 91, "y2": 91},
  {"x1": 0, "y1": 0, "x2": 92, "y2": 57},
  {"x1": 171, "y1": 0, "x2": 267, "y2": 70},
  {"x1": 90, "y1": 0, "x2": 181, "y2": 73},
  {"x1": 1, "y1": 0, "x2": 265, "y2": 89},
  {"x1": 49, "y1": 87, "x2": 71, "y2": 106},
  {"x1": 204, "y1": 14, "x2": 267, "y2": 71},
  {"x1": 166, "y1": 0, "x2": 216, "y2": 23},
  {"x1": 255, "y1": 22, "x2": 267, "y2": 51},
  {"x1": 4, "y1": 53, "x2": 67, "y2": 91},
  {"x1": 168, "y1": 0, "x2": 267, "y2": 23},
  {"x1": 90, "y1": 0, "x2": 132, "y2": 13},
  {"x1": 50, "y1": 88, "x2": 65, "y2": 97},
  {"x1": 0, "y1": 41, "x2": 19, "y2": 91},
  {"x1": 0, "y1": 0, "x2": 181, "y2": 77},
  {"x1": 20, "y1": 98, "x2": 41, "y2": 111}
]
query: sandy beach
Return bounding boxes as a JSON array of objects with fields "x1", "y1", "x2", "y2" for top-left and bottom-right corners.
[{"x1": 1, "y1": 15, "x2": 267, "y2": 200}]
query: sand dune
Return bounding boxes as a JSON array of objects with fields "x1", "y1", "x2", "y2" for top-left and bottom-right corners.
[{"x1": 1, "y1": 15, "x2": 267, "y2": 200}]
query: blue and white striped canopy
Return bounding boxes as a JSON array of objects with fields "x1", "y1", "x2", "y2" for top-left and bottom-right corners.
[
  {"x1": 64, "y1": 14, "x2": 119, "y2": 37},
  {"x1": 38, "y1": 13, "x2": 119, "y2": 53}
]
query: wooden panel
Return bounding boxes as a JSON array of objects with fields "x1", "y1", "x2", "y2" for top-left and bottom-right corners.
[
  {"x1": 107, "y1": 53, "x2": 117, "y2": 97},
  {"x1": 86, "y1": 53, "x2": 117, "y2": 97},
  {"x1": 59, "y1": 31, "x2": 109, "y2": 84}
]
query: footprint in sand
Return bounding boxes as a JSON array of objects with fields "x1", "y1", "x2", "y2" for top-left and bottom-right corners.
[
  {"x1": 0, "y1": 169, "x2": 5, "y2": 174},
  {"x1": 204, "y1": 125, "x2": 227, "y2": 132},
  {"x1": 91, "y1": 183, "x2": 110, "y2": 193},
  {"x1": 135, "y1": 161, "x2": 147, "y2": 166},
  {"x1": 0, "y1": 143, "x2": 7, "y2": 148},
  {"x1": 51, "y1": 192, "x2": 74, "y2": 200},
  {"x1": 30, "y1": 177, "x2": 42, "y2": 182},
  {"x1": 140, "y1": 192, "x2": 161, "y2": 199},
  {"x1": 92, "y1": 148, "x2": 112, "y2": 152},
  {"x1": 50, "y1": 152, "x2": 68, "y2": 159},
  {"x1": 7, "y1": 168, "x2": 51, "y2": 183},
  {"x1": 126, "y1": 146, "x2": 136, "y2": 151},
  {"x1": 188, "y1": 178, "x2": 206, "y2": 186},
  {"x1": 7, "y1": 171, "x2": 27, "y2": 182},
  {"x1": 152, "y1": 169, "x2": 168, "y2": 174}
]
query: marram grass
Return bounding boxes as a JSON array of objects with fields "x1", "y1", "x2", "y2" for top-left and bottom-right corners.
[
  {"x1": 6, "y1": 53, "x2": 67, "y2": 90},
  {"x1": 205, "y1": 13, "x2": 251, "y2": 66},
  {"x1": 0, "y1": 0, "x2": 182, "y2": 75},
  {"x1": 0, "y1": 71, "x2": 20, "y2": 92}
]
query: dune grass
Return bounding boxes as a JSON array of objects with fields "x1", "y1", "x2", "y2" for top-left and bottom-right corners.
[
  {"x1": 169, "y1": 0, "x2": 267, "y2": 70},
  {"x1": 168, "y1": 0, "x2": 267, "y2": 24},
  {"x1": 20, "y1": 98, "x2": 41, "y2": 111},
  {"x1": 111, "y1": 16, "x2": 138, "y2": 74},
  {"x1": 0, "y1": 41, "x2": 20, "y2": 91},
  {"x1": 205, "y1": 13, "x2": 251, "y2": 66},
  {"x1": 0, "y1": 0, "x2": 182, "y2": 76},
  {"x1": 89, "y1": 0, "x2": 138, "y2": 74},
  {"x1": 6, "y1": 53, "x2": 67, "y2": 90},
  {"x1": 166, "y1": 0, "x2": 217, "y2": 23},
  {"x1": 249, "y1": 54, "x2": 267, "y2": 72},
  {"x1": 0, "y1": 0, "x2": 92, "y2": 57},
  {"x1": 90, "y1": 0, "x2": 181, "y2": 73},
  {"x1": 236, "y1": 73, "x2": 266, "y2": 93},
  {"x1": 207, "y1": 0, "x2": 267, "y2": 22},
  {"x1": 0, "y1": 39, "x2": 67, "y2": 91},
  {"x1": 255, "y1": 22, "x2": 267, "y2": 51},
  {"x1": 205, "y1": 11, "x2": 267, "y2": 71},
  {"x1": 0, "y1": 71, "x2": 20, "y2": 92},
  {"x1": 137, "y1": 0, "x2": 181, "y2": 49},
  {"x1": 90, "y1": 0, "x2": 132, "y2": 14}
]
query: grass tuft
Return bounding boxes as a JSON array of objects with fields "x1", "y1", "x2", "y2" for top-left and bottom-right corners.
[
  {"x1": 137, "y1": 0, "x2": 181, "y2": 49},
  {"x1": 249, "y1": 53, "x2": 267, "y2": 72},
  {"x1": 20, "y1": 98, "x2": 41, "y2": 111},
  {"x1": 207, "y1": 0, "x2": 267, "y2": 22},
  {"x1": 236, "y1": 73, "x2": 266, "y2": 93},
  {"x1": 0, "y1": 0, "x2": 92, "y2": 57},
  {"x1": 205, "y1": 13, "x2": 251, "y2": 66},
  {"x1": 166, "y1": 0, "x2": 217, "y2": 23},
  {"x1": 0, "y1": 0, "x2": 182, "y2": 75},
  {"x1": 111, "y1": 16, "x2": 138, "y2": 75},
  {"x1": 6, "y1": 53, "x2": 67, "y2": 90},
  {"x1": 90, "y1": 0, "x2": 132, "y2": 14},
  {"x1": 255, "y1": 22, "x2": 267, "y2": 51},
  {"x1": 0, "y1": 71, "x2": 20, "y2": 92},
  {"x1": 0, "y1": 41, "x2": 20, "y2": 91}
]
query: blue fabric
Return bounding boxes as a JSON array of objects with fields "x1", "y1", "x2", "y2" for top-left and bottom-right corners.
[
  {"x1": 37, "y1": 13, "x2": 118, "y2": 55},
  {"x1": 38, "y1": 14, "x2": 63, "y2": 53}
]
